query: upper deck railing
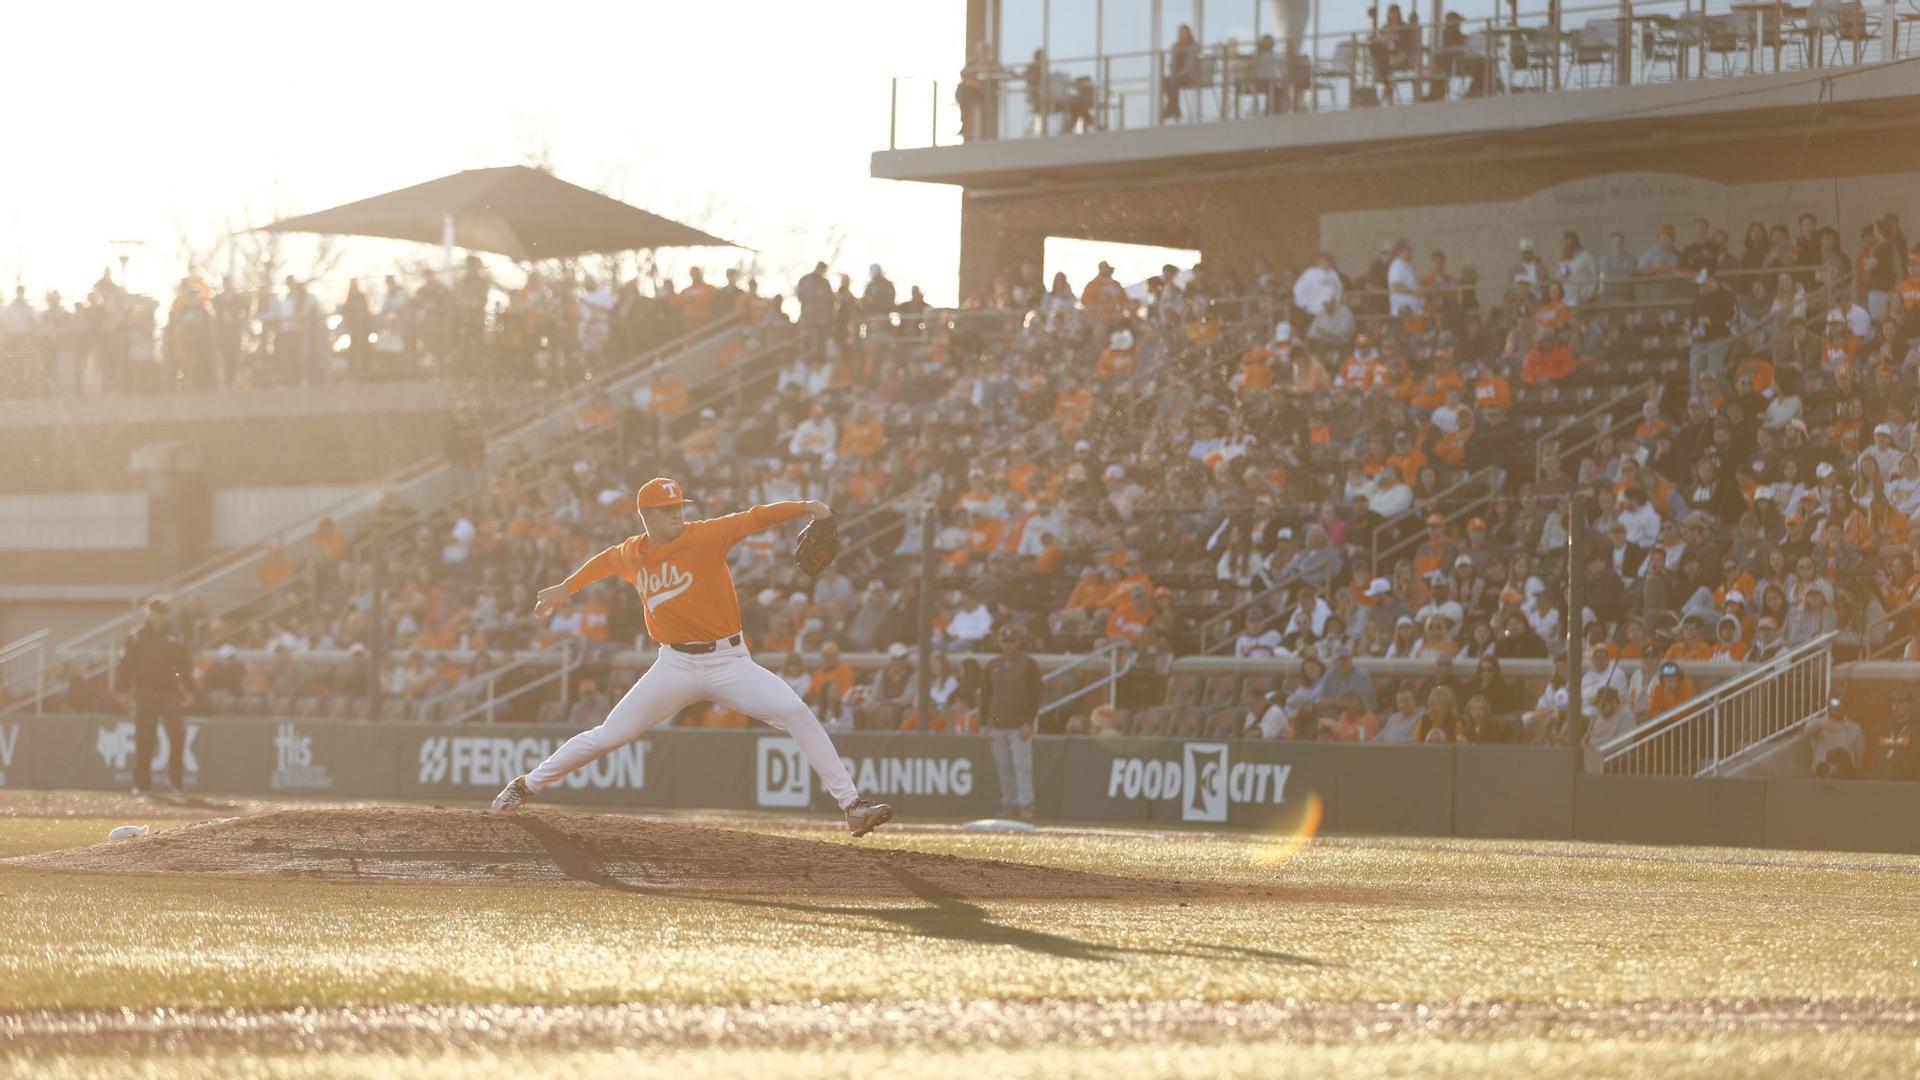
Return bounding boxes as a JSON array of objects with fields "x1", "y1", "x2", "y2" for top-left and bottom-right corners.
[{"x1": 888, "y1": 0, "x2": 1916, "y2": 150}]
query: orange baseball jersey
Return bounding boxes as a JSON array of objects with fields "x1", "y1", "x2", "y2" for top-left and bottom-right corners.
[{"x1": 561, "y1": 502, "x2": 810, "y2": 644}]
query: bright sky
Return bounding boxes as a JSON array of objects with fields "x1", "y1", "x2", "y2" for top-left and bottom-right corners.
[{"x1": 0, "y1": 1, "x2": 967, "y2": 307}]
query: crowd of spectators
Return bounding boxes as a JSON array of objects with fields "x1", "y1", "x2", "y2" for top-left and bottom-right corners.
[
  {"x1": 0, "y1": 257, "x2": 785, "y2": 398},
  {"x1": 44, "y1": 204, "x2": 1920, "y2": 780}
]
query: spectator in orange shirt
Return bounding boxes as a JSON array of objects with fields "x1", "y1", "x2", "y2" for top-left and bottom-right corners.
[
  {"x1": 1106, "y1": 583, "x2": 1153, "y2": 642},
  {"x1": 1471, "y1": 359, "x2": 1513, "y2": 414},
  {"x1": 1384, "y1": 429, "x2": 1428, "y2": 485},
  {"x1": 1520, "y1": 328, "x2": 1576, "y2": 385},
  {"x1": 808, "y1": 641, "x2": 857, "y2": 700},
  {"x1": 1664, "y1": 616, "x2": 1715, "y2": 662},
  {"x1": 1079, "y1": 261, "x2": 1130, "y2": 326},
  {"x1": 642, "y1": 371, "x2": 689, "y2": 417},
  {"x1": 674, "y1": 268, "x2": 718, "y2": 328},
  {"x1": 256, "y1": 540, "x2": 298, "y2": 589},
  {"x1": 1052, "y1": 381, "x2": 1093, "y2": 435},
  {"x1": 1647, "y1": 661, "x2": 1697, "y2": 715},
  {"x1": 575, "y1": 392, "x2": 615, "y2": 431},
  {"x1": 1095, "y1": 327, "x2": 1137, "y2": 380},
  {"x1": 1532, "y1": 281, "x2": 1573, "y2": 332},
  {"x1": 1064, "y1": 566, "x2": 1114, "y2": 611},
  {"x1": 838, "y1": 405, "x2": 886, "y2": 460}
]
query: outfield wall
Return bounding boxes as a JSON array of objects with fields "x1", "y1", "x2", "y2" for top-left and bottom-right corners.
[{"x1": 2, "y1": 714, "x2": 1917, "y2": 856}]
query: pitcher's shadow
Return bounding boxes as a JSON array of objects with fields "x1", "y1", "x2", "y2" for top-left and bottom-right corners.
[{"x1": 513, "y1": 817, "x2": 1327, "y2": 968}]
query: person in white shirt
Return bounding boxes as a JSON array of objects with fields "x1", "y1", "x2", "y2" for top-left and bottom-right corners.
[
  {"x1": 1387, "y1": 240, "x2": 1423, "y2": 316},
  {"x1": 1292, "y1": 252, "x2": 1344, "y2": 314},
  {"x1": 1509, "y1": 238, "x2": 1545, "y2": 290},
  {"x1": 1524, "y1": 588, "x2": 1561, "y2": 646},
  {"x1": 1234, "y1": 608, "x2": 1287, "y2": 658},
  {"x1": 1416, "y1": 577, "x2": 1465, "y2": 634},
  {"x1": 1579, "y1": 647, "x2": 1631, "y2": 720},
  {"x1": 1860, "y1": 423, "x2": 1904, "y2": 480},
  {"x1": 1582, "y1": 686, "x2": 1637, "y2": 769},
  {"x1": 788, "y1": 403, "x2": 838, "y2": 460},
  {"x1": 1615, "y1": 490, "x2": 1662, "y2": 549},
  {"x1": 1368, "y1": 472, "x2": 1414, "y2": 518},
  {"x1": 1522, "y1": 659, "x2": 1570, "y2": 742},
  {"x1": 1255, "y1": 692, "x2": 1290, "y2": 739},
  {"x1": 1556, "y1": 231, "x2": 1599, "y2": 306},
  {"x1": 1888, "y1": 453, "x2": 1920, "y2": 517},
  {"x1": 944, "y1": 592, "x2": 995, "y2": 649}
]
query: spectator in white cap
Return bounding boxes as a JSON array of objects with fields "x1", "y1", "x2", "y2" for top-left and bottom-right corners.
[
  {"x1": 1509, "y1": 238, "x2": 1543, "y2": 290},
  {"x1": 1364, "y1": 576, "x2": 1412, "y2": 632},
  {"x1": 1862, "y1": 422, "x2": 1903, "y2": 478}
]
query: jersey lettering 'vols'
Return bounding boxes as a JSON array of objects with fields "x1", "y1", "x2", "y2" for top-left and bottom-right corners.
[{"x1": 562, "y1": 501, "x2": 809, "y2": 644}]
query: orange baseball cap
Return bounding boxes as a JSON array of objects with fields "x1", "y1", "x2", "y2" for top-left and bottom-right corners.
[{"x1": 635, "y1": 477, "x2": 693, "y2": 511}]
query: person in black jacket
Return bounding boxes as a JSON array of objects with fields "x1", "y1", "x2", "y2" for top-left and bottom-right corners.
[
  {"x1": 116, "y1": 597, "x2": 195, "y2": 795},
  {"x1": 978, "y1": 625, "x2": 1043, "y2": 819}
]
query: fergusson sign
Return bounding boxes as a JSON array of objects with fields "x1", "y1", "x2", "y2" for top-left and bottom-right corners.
[{"x1": 416, "y1": 735, "x2": 649, "y2": 791}]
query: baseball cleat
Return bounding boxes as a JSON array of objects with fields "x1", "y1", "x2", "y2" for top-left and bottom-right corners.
[
  {"x1": 489, "y1": 776, "x2": 534, "y2": 815},
  {"x1": 844, "y1": 798, "x2": 893, "y2": 837}
]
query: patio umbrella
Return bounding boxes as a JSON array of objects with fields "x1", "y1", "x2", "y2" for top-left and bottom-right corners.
[{"x1": 259, "y1": 165, "x2": 737, "y2": 265}]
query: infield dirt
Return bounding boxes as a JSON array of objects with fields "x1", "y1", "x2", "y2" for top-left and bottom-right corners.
[{"x1": 5, "y1": 806, "x2": 1223, "y2": 900}]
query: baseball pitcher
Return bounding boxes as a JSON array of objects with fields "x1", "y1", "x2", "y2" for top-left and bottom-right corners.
[{"x1": 488, "y1": 477, "x2": 892, "y2": 836}]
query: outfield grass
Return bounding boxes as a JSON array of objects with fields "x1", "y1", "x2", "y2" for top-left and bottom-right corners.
[{"x1": 2, "y1": 810, "x2": 1917, "y2": 1077}]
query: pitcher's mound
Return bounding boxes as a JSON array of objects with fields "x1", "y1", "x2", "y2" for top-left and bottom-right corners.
[{"x1": 6, "y1": 807, "x2": 1202, "y2": 900}]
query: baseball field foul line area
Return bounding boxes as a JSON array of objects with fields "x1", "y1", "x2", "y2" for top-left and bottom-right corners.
[{"x1": 0, "y1": 792, "x2": 1916, "y2": 1078}]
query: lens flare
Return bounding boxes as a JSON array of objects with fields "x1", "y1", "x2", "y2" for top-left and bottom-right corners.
[{"x1": 1250, "y1": 791, "x2": 1324, "y2": 868}]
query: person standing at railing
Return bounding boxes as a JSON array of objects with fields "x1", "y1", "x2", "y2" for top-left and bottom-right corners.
[
  {"x1": 1162, "y1": 24, "x2": 1201, "y2": 121},
  {"x1": 1598, "y1": 231, "x2": 1637, "y2": 304},
  {"x1": 1556, "y1": 232, "x2": 1599, "y2": 307},
  {"x1": 1862, "y1": 218, "x2": 1900, "y2": 322},
  {"x1": 956, "y1": 40, "x2": 1002, "y2": 141}
]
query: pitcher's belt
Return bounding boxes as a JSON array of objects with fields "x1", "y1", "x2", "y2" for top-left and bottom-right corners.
[{"x1": 669, "y1": 633, "x2": 744, "y2": 655}]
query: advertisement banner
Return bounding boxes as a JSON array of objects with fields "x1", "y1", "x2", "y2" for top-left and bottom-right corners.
[
  {"x1": 0, "y1": 717, "x2": 26, "y2": 789},
  {"x1": 819, "y1": 733, "x2": 995, "y2": 817},
  {"x1": 393, "y1": 723, "x2": 666, "y2": 806},
  {"x1": 1062, "y1": 737, "x2": 1313, "y2": 828}
]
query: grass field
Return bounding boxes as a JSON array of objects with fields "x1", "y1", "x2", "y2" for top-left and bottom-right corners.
[{"x1": 1, "y1": 792, "x2": 1917, "y2": 1078}]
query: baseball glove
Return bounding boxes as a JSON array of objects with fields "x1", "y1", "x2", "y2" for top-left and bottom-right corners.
[{"x1": 793, "y1": 515, "x2": 840, "y2": 576}]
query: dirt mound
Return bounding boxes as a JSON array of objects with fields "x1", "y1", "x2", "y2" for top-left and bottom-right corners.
[{"x1": 5, "y1": 807, "x2": 1204, "y2": 900}]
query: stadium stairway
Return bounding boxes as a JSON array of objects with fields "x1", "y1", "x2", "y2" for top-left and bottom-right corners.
[{"x1": 14, "y1": 316, "x2": 756, "y2": 712}]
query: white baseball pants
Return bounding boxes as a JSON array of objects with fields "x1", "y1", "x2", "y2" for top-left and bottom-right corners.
[{"x1": 524, "y1": 640, "x2": 860, "y2": 808}]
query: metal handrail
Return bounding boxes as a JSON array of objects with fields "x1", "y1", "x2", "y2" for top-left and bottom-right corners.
[
  {"x1": 1865, "y1": 594, "x2": 1920, "y2": 659},
  {"x1": 0, "y1": 630, "x2": 51, "y2": 716},
  {"x1": 1597, "y1": 630, "x2": 1835, "y2": 775},
  {"x1": 427, "y1": 638, "x2": 582, "y2": 725},
  {"x1": 1369, "y1": 466, "x2": 1503, "y2": 578},
  {"x1": 896, "y1": 0, "x2": 1907, "y2": 148},
  {"x1": 1038, "y1": 640, "x2": 1135, "y2": 718},
  {"x1": 1533, "y1": 378, "x2": 1661, "y2": 477}
]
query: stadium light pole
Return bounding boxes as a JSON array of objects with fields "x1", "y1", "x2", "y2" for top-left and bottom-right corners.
[
  {"x1": 1566, "y1": 496, "x2": 1586, "y2": 760},
  {"x1": 916, "y1": 499, "x2": 936, "y2": 733},
  {"x1": 367, "y1": 521, "x2": 386, "y2": 723}
]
